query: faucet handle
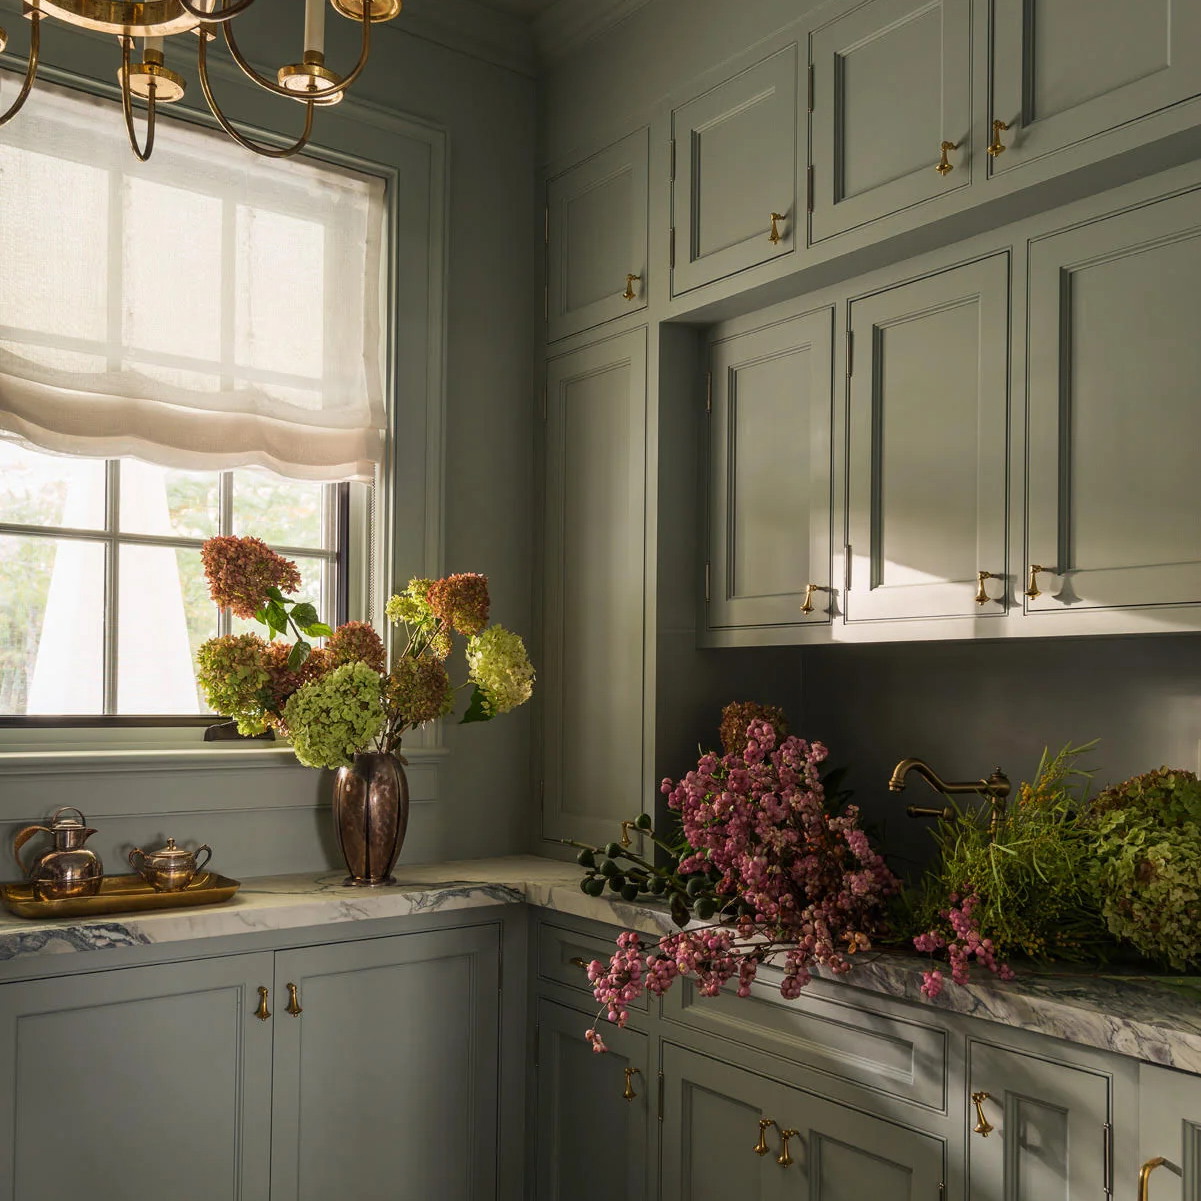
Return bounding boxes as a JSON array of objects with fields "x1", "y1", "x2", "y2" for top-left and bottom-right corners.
[{"x1": 906, "y1": 805, "x2": 954, "y2": 822}]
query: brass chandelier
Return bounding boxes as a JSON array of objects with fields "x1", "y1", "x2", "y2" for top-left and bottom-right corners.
[{"x1": 0, "y1": 0, "x2": 401, "y2": 160}]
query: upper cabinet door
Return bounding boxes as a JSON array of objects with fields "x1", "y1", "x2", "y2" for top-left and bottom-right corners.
[
  {"x1": 547, "y1": 129, "x2": 649, "y2": 342},
  {"x1": 1138, "y1": 1064, "x2": 1201, "y2": 1201},
  {"x1": 1026, "y1": 189, "x2": 1201, "y2": 615},
  {"x1": 989, "y1": 0, "x2": 1201, "y2": 177},
  {"x1": 846, "y1": 254, "x2": 1010, "y2": 622},
  {"x1": 671, "y1": 46, "x2": 800, "y2": 296},
  {"x1": 810, "y1": 0, "x2": 972, "y2": 243},
  {"x1": 707, "y1": 309, "x2": 834, "y2": 632}
]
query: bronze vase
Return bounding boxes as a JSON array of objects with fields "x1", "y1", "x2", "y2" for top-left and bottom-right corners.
[{"x1": 332, "y1": 752, "x2": 409, "y2": 887}]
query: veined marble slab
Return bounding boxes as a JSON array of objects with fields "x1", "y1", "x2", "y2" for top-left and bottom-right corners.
[{"x1": 0, "y1": 854, "x2": 1199, "y2": 1074}]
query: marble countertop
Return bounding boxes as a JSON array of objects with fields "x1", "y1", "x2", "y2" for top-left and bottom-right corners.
[{"x1": 1, "y1": 854, "x2": 1199, "y2": 1073}]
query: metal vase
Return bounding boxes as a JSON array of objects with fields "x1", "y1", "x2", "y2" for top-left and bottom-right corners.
[{"x1": 332, "y1": 752, "x2": 409, "y2": 887}]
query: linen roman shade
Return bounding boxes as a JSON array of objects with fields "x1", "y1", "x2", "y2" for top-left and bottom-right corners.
[{"x1": 0, "y1": 77, "x2": 387, "y2": 482}]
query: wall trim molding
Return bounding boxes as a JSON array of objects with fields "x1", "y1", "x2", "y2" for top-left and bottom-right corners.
[
  {"x1": 384, "y1": 0, "x2": 537, "y2": 76},
  {"x1": 533, "y1": 0, "x2": 655, "y2": 64}
]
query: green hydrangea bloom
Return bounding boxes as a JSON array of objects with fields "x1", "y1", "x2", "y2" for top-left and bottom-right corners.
[
  {"x1": 385, "y1": 578, "x2": 434, "y2": 626},
  {"x1": 466, "y1": 624, "x2": 534, "y2": 716},
  {"x1": 282, "y1": 661, "x2": 385, "y2": 769},
  {"x1": 1091, "y1": 768, "x2": 1201, "y2": 971},
  {"x1": 195, "y1": 633, "x2": 271, "y2": 736}
]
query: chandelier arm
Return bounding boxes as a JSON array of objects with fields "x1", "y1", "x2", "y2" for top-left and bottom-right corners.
[
  {"x1": 0, "y1": 11, "x2": 42, "y2": 129},
  {"x1": 220, "y1": 0, "x2": 372, "y2": 102},
  {"x1": 119, "y1": 35, "x2": 157, "y2": 161},
  {"x1": 175, "y1": 0, "x2": 259, "y2": 23},
  {"x1": 197, "y1": 32, "x2": 316, "y2": 159}
]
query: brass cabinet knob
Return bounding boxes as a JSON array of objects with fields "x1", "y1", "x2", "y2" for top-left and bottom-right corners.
[
  {"x1": 987, "y1": 118, "x2": 1010, "y2": 157},
  {"x1": 285, "y1": 982, "x2": 302, "y2": 1017},
  {"x1": 622, "y1": 273, "x2": 641, "y2": 301},
  {"x1": 569, "y1": 956, "x2": 589, "y2": 970},
  {"x1": 975, "y1": 570, "x2": 1001, "y2": 606},
  {"x1": 255, "y1": 985, "x2": 271, "y2": 1021},
  {"x1": 754, "y1": 1117, "x2": 778, "y2": 1155},
  {"x1": 769, "y1": 212, "x2": 786, "y2": 244},
  {"x1": 622, "y1": 1066, "x2": 641, "y2": 1101},
  {"x1": 936, "y1": 139, "x2": 959, "y2": 175},
  {"x1": 777, "y1": 1129, "x2": 798, "y2": 1168},
  {"x1": 971, "y1": 1090, "x2": 995, "y2": 1137},
  {"x1": 1139, "y1": 1157, "x2": 1167, "y2": 1201}
]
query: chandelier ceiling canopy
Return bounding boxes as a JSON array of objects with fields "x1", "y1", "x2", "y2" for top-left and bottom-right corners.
[{"x1": 0, "y1": 0, "x2": 402, "y2": 160}]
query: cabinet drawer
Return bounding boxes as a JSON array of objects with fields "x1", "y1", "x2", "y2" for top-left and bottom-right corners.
[
  {"x1": 662, "y1": 976, "x2": 947, "y2": 1110},
  {"x1": 536, "y1": 919, "x2": 649, "y2": 1012}
]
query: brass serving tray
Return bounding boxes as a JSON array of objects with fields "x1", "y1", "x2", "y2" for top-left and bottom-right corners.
[{"x1": 0, "y1": 873, "x2": 241, "y2": 920}]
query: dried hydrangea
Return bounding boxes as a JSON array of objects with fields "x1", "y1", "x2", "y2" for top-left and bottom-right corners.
[
  {"x1": 385, "y1": 655, "x2": 454, "y2": 728},
  {"x1": 719, "y1": 701, "x2": 788, "y2": 757},
  {"x1": 282, "y1": 662, "x2": 385, "y2": 769},
  {"x1": 466, "y1": 625, "x2": 534, "y2": 715},
  {"x1": 195, "y1": 633, "x2": 271, "y2": 735},
  {"x1": 200, "y1": 535, "x2": 301, "y2": 620},
  {"x1": 385, "y1": 578, "x2": 435, "y2": 626},
  {"x1": 427, "y1": 573, "x2": 490, "y2": 637},
  {"x1": 327, "y1": 620, "x2": 386, "y2": 673}
]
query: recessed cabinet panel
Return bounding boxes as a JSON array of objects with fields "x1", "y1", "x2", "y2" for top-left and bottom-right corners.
[
  {"x1": 968, "y1": 1040, "x2": 1111, "y2": 1201},
  {"x1": 846, "y1": 254, "x2": 1009, "y2": 621},
  {"x1": 1026, "y1": 189, "x2": 1201, "y2": 613},
  {"x1": 672, "y1": 46, "x2": 799, "y2": 295},
  {"x1": 708, "y1": 310, "x2": 834, "y2": 631},
  {"x1": 548, "y1": 129, "x2": 649, "y2": 341},
  {"x1": 535, "y1": 1000, "x2": 648, "y2": 1201},
  {"x1": 542, "y1": 331, "x2": 647, "y2": 847},
  {"x1": 1138, "y1": 1064, "x2": 1201, "y2": 1201},
  {"x1": 810, "y1": 0, "x2": 971, "y2": 242},
  {"x1": 990, "y1": 0, "x2": 1201, "y2": 176}
]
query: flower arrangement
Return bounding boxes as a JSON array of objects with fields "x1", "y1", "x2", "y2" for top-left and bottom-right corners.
[
  {"x1": 571, "y1": 706, "x2": 898, "y2": 1052},
  {"x1": 195, "y1": 536, "x2": 534, "y2": 767}
]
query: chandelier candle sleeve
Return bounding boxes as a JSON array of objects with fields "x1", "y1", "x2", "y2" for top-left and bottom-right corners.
[{"x1": 305, "y1": 0, "x2": 326, "y2": 56}]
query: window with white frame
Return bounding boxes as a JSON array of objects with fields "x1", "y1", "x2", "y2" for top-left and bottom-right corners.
[{"x1": 0, "y1": 79, "x2": 387, "y2": 723}]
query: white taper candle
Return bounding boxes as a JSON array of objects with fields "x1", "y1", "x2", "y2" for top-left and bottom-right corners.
[
  {"x1": 304, "y1": 0, "x2": 325, "y2": 56},
  {"x1": 143, "y1": 36, "x2": 164, "y2": 56}
]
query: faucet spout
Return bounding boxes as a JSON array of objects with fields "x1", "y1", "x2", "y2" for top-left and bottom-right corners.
[{"x1": 888, "y1": 757, "x2": 1012, "y2": 838}]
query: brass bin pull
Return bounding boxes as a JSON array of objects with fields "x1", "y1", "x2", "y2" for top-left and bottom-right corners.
[
  {"x1": 987, "y1": 119, "x2": 1010, "y2": 158},
  {"x1": 936, "y1": 140, "x2": 958, "y2": 175},
  {"x1": 971, "y1": 1091, "x2": 995, "y2": 1137},
  {"x1": 622, "y1": 1066, "x2": 641, "y2": 1101},
  {"x1": 800, "y1": 583, "x2": 820, "y2": 614},
  {"x1": 769, "y1": 212, "x2": 786, "y2": 244},
  {"x1": 777, "y1": 1129, "x2": 798, "y2": 1168},
  {"x1": 975, "y1": 570, "x2": 1000, "y2": 606},
  {"x1": 1139, "y1": 1156, "x2": 1167, "y2": 1201},
  {"x1": 754, "y1": 1118, "x2": 778, "y2": 1156},
  {"x1": 622, "y1": 273, "x2": 641, "y2": 301},
  {"x1": 254, "y1": 985, "x2": 271, "y2": 1022},
  {"x1": 1025, "y1": 563, "x2": 1050, "y2": 600},
  {"x1": 285, "y1": 982, "x2": 302, "y2": 1017},
  {"x1": 569, "y1": 956, "x2": 589, "y2": 970}
]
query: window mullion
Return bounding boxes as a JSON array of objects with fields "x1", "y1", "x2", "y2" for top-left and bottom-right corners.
[
  {"x1": 218, "y1": 471, "x2": 233, "y2": 638},
  {"x1": 103, "y1": 460, "x2": 120, "y2": 716}
]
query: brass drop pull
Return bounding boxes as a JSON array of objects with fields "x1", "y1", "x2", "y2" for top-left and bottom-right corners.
[
  {"x1": 1025, "y1": 563, "x2": 1050, "y2": 600},
  {"x1": 1139, "y1": 1156, "x2": 1167, "y2": 1201},
  {"x1": 285, "y1": 982, "x2": 302, "y2": 1017},
  {"x1": 975, "y1": 570, "x2": 1000, "y2": 606},
  {"x1": 622, "y1": 273, "x2": 641, "y2": 301},
  {"x1": 777, "y1": 1129, "x2": 798, "y2": 1168},
  {"x1": 569, "y1": 956, "x2": 589, "y2": 970},
  {"x1": 800, "y1": 583, "x2": 820, "y2": 614},
  {"x1": 254, "y1": 985, "x2": 271, "y2": 1021},
  {"x1": 936, "y1": 140, "x2": 958, "y2": 175},
  {"x1": 754, "y1": 1118, "x2": 778, "y2": 1156},
  {"x1": 971, "y1": 1091, "x2": 995, "y2": 1137},
  {"x1": 620, "y1": 819, "x2": 638, "y2": 847},
  {"x1": 622, "y1": 1066, "x2": 641, "y2": 1101},
  {"x1": 769, "y1": 212, "x2": 786, "y2": 244},
  {"x1": 987, "y1": 119, "x2": 1010, "y2": 157}
]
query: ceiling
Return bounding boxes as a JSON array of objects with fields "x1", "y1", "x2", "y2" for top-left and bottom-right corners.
[{"x1": 475, "y1": 0, "x2": 559, "y2": 18}]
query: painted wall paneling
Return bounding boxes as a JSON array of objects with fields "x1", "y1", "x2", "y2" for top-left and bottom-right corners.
[
  {"x1": 540, "y1": 329, "x2": 648, "y2": 847},
  {"x1": 670, "y1": 45, "x2": 801, "y2": 296},
  {"x1": 1138, "y1": 1064, "x2": 1201, "y2": 1201},
  {"x1": 705, "y1": 309, "x2": 835, "y2": 635},
  {"x1": 1025, "y1": 186, "x2": 1201, "y2": 620},
  {"x1": 845, "y1": 252, "x2": 1010, "y2": 623},
  {"x1": 547, "y1": 128, "x2": 650, "y2": 342},
  {"x1": 989, "y1": 0, "x2": 1201, "y2": 180},
  {"x1": 809, "y1": 0, "x2": 973, "y2": 243}
]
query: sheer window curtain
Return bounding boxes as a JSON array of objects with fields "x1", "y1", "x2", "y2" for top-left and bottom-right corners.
[{"x1": 0, "y1": 78, "x2": 387, "y2": 482}]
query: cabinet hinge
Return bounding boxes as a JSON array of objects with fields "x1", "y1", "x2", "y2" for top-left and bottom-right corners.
[
  {"x1": 540, "y1": 385, "x2": 547, "y2": 421},
  {"x1": 544, "y1": 283, "x2": 549, "y2": 322},
  {"x1": 1103, "y1": 1123, "x2": 1113, "y2": 1197},
  {"x1": 937, "y1": 1185, "x2": 944, "y2": 1201},
  {"x1": 669, "y1": 226, "x2": 676, "y2": 270},
  {"x1": 807, "y1": 63, "x2": 815, "y2": 113},
  {"x1": 704, "y1": 562, "x2": 711, "y2": 603},
  {"x1": 846, "y1": 328, "x2": 854, "y2": 377},
  {"x1": 844, "y1": 544, "x2": 852, "y2": 593},
  {"x1": 705, "y1": 371, "x2": 712, "y2": 413},
  {"x1": 533, "y1": 1022, "x2": 539, "y2": 1070},
  {"x1": 657, "y1": 1070, "x2": 665, "y2": 1122},
  {"x1": 669, "y1": 138, "x2": 676, "y2": 183},
  {"x1": 544, "y1": 204, "x2": 549, "y2": 245},
  {"x1": 806, "y1": 164, "x2": 814, "y2": 214}
]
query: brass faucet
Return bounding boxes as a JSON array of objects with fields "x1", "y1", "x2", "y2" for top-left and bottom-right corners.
[{"x1": 888, "y1": 758, "x2": 1011, "y2": 839}]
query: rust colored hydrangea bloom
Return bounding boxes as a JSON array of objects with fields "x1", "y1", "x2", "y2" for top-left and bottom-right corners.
[
  {"x1": 384, "y1": 655, "x2": 454, "y2": 728},
  {"x1": 327, "y1": 621, "x2": 387, "y2": 673},
  {"x1": 201, "y1": 535, "x2": 302, "y2": 620},
  {"x1": 427, "y1": 573, "x2": 490, "y2": 637},
  {"x1": 719, "y1": 701, "x2": 789, "y2": 757}
]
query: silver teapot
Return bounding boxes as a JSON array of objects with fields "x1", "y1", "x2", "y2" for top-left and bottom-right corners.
[
  {"x1": 128, "y1": 838, "x2": 212, "y2": 892},
  {"x1": 14, "y1": 806, "x2": 104, "y2": 901}
]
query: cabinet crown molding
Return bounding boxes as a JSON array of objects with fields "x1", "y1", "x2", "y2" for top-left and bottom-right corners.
[{"x1": 533, "y1": 0, "x2": 655, "y2": 64}]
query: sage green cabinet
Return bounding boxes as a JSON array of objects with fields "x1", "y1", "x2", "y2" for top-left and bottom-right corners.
[
  {"x1": 809, "y1": 0, "x2": 972, "y2": 243},
  {"x1": 706, "y1": 308, "x2": 835, "y2": 633},
  {"x1": 671, "y1": 46, "x2": 800, "y2": 296},
  {"x1": 547, "y1": 129, "x2": 649, "y2": 343},
  {"x1": 541, "y1": 330, "x2": 648, "y2": 847},
  {"x1": 1026, "y1": 187, "x2": 1201, "y2": 617},
  {"x1": 845, "y1": 253, "x2": 1010, "y2": 623},
  {"x1": 534, "y1": 999, "x2": 649, "y2": 1201},
  {"x1": 1138, "y1": 1064, "x2": 1201, "y2": 1201},
  {"x1": 989, "y1": 0, "x2": 1201, "y2": 179},
  {"x1": 0, "y1": 955, "x2": 275, "y2": 1201}
]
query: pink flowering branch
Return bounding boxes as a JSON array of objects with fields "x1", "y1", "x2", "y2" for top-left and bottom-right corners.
[{"x1": 913, "y1": 894, "x2": 1015, "y2": 999}]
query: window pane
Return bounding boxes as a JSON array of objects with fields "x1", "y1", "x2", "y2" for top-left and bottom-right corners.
[
  {"x1": 0, "y1": 534, "x2": 105, "y2": 715},
  {"x1": 0, "y1": 441, "x2": 107, "y2": 530},
  {"x1": 117, "y1": 545, "x2": 215, "y2": 714},
  {"x1": 119, "y1": 459, "x2": 220, "y2": 540},
  {"x1": 232, "y1": 468, "x2": 327, "y2": 549}
]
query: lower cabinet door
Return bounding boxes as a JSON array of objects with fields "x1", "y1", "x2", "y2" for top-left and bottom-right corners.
[
  {"x1": 661, "y1": 1044, "x2": 785, "y2": 1201},
  {"x1": 269, "y1": 926, "x2": 501, "y2": 1201},
  {"x1": 1137, "y1": 1065, "x2": 1201, "y2": 1201},
  {"x1": 534, "y1": 1000, "x2": 648, "y2": 1201},
  {"x1": 0, "y1": 953, "x2": 275, "y2": 1201},
  {"x1": 968, "y1": 1039, "x2": 1112, "y2": 1200}
]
